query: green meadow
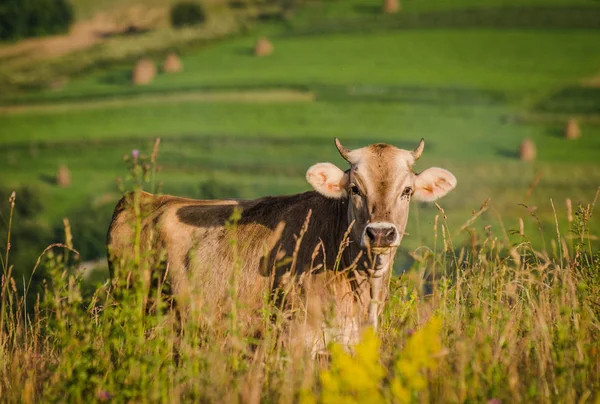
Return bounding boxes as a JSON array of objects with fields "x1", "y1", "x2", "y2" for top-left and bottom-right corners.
[
  {"x1": 0, "y1": 1, "x2": 599, "y2": 400},
  {"x1": 2, "y1": 3, "x2": 599, "y2": 270}
]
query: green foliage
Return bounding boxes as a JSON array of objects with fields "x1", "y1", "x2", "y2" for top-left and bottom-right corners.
[
  {"x1": 0, "y1": 0, "x2": 73, "y2": 40},
  {"x1": 1, "y1": 0, "x2": 600, "y2": 398},
  {"x1": 536, "y1": 87, "x2": 600, "y2": 115},
  {"x1": 170, "y1": 1, "x2": 207, "y2": 28},
  {"x1": 0, "y1": 186, "x2": 43, "y2": 219},
  {"x1": 0, "y1": 186, "x2": 54, "y2": 281},
  {"x1": 1, "y1": 176, "x2": 599, "y2": 401},
  {"x1": 198, "y1": 176, "x2": 241, "y2": 199},
  {"x1": 286, "y1": 5, "x2": 600, "y2": 36},
  {"x1": 58, "y1": 201, "x2": 114, "y2": 261}
]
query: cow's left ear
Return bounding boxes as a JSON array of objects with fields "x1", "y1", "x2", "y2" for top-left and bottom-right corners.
[
  {"x1": 413, "y1": 167, "x2": 457, "y2": 202},
  {"x1": 306, "y1": 163, "x2": 347, "y2": 199}
]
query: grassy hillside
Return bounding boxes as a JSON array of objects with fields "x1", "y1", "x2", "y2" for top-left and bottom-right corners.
[
  {"x1": 1, "y1": 0, "x2": 599, "y2": 273},
  {"x1": 6, "y1": 29, "x2": 600, "y2": 103},
  {"x1": 1, "y1": 0, "x2": 599, "y2": 402}
]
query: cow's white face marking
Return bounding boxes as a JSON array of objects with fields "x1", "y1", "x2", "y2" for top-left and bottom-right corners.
[{"x1": 307, "y1": 139, "x2": 456, "y2": 267}]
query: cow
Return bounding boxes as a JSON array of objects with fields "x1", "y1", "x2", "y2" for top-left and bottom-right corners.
[{"x1": 106, "y1": 138, "x2": 456, "y2": 350}]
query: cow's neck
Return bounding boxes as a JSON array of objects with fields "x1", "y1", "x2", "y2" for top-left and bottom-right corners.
[
  {"x1": 343, "y1": 253, "x2": 394, "y2": 331},
  {"x1": 327, "y1": 199, "x2": 395, "y2": 330},
  {"x1": 367, "y1": 254, "x2": 393, "y2": 330}
]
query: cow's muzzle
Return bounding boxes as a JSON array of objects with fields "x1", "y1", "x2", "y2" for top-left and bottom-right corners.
[{"x1": 362, "y1": 222, "x2": 400, "y2": 251}]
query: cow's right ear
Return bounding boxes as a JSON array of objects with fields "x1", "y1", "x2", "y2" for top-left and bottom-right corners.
[
  {"x1": 306, "y1": 163, "x2": 347, "y2": 199},
  {"x1": 413, "y1": 167, "x2": 457, "y2": 202}
]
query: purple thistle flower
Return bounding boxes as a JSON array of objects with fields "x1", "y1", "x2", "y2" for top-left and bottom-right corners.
[
  {"x1": 97, "y1": 390, "x2": 113, "y2": 401},
  {"x1": 132, "y1": 149, "x2": 139, "y2": 160}
]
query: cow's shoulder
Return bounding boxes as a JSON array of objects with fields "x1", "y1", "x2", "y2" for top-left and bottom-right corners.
[
  {"x1": 167, "y1": 191, "x2": 330, "y2": 233},
  {"x1": 241, "y1": 191, "x2": 320, "y2": 217}
]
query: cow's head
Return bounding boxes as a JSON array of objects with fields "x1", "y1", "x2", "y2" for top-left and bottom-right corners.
[{"x1": 306, "y1": 138, "x2": 456, "y2": 255}]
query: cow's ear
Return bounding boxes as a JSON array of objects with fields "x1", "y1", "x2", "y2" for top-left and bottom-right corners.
[
  {"x1": 413, "y1": 167, "x2": 457, "y2": 202},
  {"x1": 306, "y1": 163, "x2": 347, "y2": 199}
]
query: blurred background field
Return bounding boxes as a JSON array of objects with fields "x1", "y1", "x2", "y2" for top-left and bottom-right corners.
[{"x1": 0, "y1": 0, "x2": 599, "y2": 283}]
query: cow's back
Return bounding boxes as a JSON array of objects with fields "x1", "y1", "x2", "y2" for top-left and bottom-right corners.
[
  {"x1": 106, "y1": 191, "x2": 271, "y2": 313},
  {"x1": 106, "y1": 190, "x2": 348, "y2": 327}
]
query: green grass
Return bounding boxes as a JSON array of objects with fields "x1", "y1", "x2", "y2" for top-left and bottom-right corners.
[
  {"x1": 0, "y1": 0, "x2": 600, "y2": 401},
  {"x1": 2, "y1": 99, "x2": 599, "y2": 265},
  {"x1": 1, "y1": 178, "x2": 599, "y2": 402},
  {"x1": 8, "y1": 29, "x2": 599, "y2": 105},
  {"x1": 287, "y1": 4, "x2": 600, "y2": 34},
  {"x1": 0, "y1": 0, "x2": 599, "y2": 275},
  {"x1": 290, "y1": 0, "x2": 600, "y2": 20},
  {"x1": 2, "y1": 101, "x2": 600, "y2": 162}
]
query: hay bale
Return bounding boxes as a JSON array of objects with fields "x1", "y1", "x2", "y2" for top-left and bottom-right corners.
[
  {"x1": 383, "y1": 0, "x2": 400, "y2": 14},
  {"x1": 162, "y1": 52, "x2": 183, "y2": 73},
  {"x1": 56, "y1": 164, "x2": 71, "y2": 188},
  {"x1": 49, "y1": 78, "x2": 67, "y2": 91},
  {"x1": 520, "y1": 139, "x2": 536, "y2": 162},
  {"x1": 132, "y1": 58, "x2": 156, "y2": 85},
  {"x1": 255, "y1": 36, "x2": 273, "y2": 57},
  {"x1": 564, "y1": 118, "x2": 581, "y2": 140}
]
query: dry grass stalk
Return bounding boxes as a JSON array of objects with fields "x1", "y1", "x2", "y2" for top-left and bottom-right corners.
[
  {"x1": 519, "y1": 138, "x2": 536, "y2": 162},
  {"x1": 383, "y1": 0, "x2": 400, "y2": 14},
  {"x1": 56, "y1": 164, "x2": 71, "y2": 188},
  {"x1": 0, "y1": 204, "x2": 598, "y2": 401},
  {"x1": 524, "y1": 171, "x2": 543, "y2": 203},
  {"x1": 151, "y1": 137, "x2": 161, "y2": 163},
  {"x1": 564, "y1": 118, "x2": 581, "y2": 140},
  {"x1": 519, "y1": 217, "x2": 525, "y2": 236},
  {"x1": 162, "y1": 52, "x2": 182, "y2": 73},
  {"x1": 255, "y1": 36, "x2": 273, "y2": 57},
  {"x1": 566, "y1": 198, "x2": 573, "y2": 223},
  {"x1": 132, "y1": 58, "x2": 156, "y2": 85},
  {"x1": 459, "y1": 198, "x2": 490, "y2": 233},
  {"x1": 62, "y1": 218, "x2": 73, "y2": 250}
]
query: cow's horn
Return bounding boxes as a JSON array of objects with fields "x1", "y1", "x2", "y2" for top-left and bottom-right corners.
[
  {"x1": 334, "y1": 138, "x2": 351, "y2": 162},
  {"x1": 412, "y1": 138, "x2": 425, "y2": 161}
]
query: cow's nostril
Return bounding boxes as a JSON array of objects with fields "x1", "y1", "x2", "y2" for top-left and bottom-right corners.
[
  {"x1": 365, "y1": 225, "x2": 397, "y2": 246},
  {"x1": 366, "y1": 227, "x2": 377, "y2": 241},
  {"x1": 384, "y1": 227, "x2": 397, "y2": 243}
]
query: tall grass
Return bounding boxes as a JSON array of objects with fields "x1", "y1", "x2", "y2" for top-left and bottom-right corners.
[{"x1": 0, "y1": 150, "x2": 598, "y2": 403}]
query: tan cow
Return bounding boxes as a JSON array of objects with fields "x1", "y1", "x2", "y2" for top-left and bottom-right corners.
[{"x1": 107, "y1": 138, "x2": 456, "y2": 350}]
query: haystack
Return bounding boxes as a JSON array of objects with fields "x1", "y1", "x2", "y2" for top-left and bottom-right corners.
[
  {"x1": 255, "y1": 36, "x2": 273, "y2": 57},
  {"x1": 564, "y1": 118, "x2": 581, "y2": 140},
  {"x1": 520, "y1": 139, "x2": 536, "y2": 162},
  {"x1": 162, "y1": 52, "x2": 183, "y2": 73},
  {"x1": 132, "y1": 58, "x2": 156, "y2": 85},
  {"x1": 49, "y1": 78, "x2": 67, "y2": 91},
  {"x1": 56, "y1": 164, "x2": 71, "y2": 188},
  {"x1": 383, "y1": 0, "x2": 400, "y2": 14}
]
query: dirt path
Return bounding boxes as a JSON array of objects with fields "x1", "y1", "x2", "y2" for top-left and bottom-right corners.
[
  {"x1": 0, "y1": 5, "x2": 168, "y2": 66},
  {"x1": 0, "y1": 89, "x2": 315, "y2": 114},
  {"x1": 584, "y1": 71, "x2": 600, "y2": 88}
]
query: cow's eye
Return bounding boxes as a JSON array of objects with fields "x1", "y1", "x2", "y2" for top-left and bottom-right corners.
[
  {"x1": 402, "y1": 186, "x2": 413, "y2": 196},
  {"x1": 350, "y1": 184, "x2": 361, "y2": 196}
]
